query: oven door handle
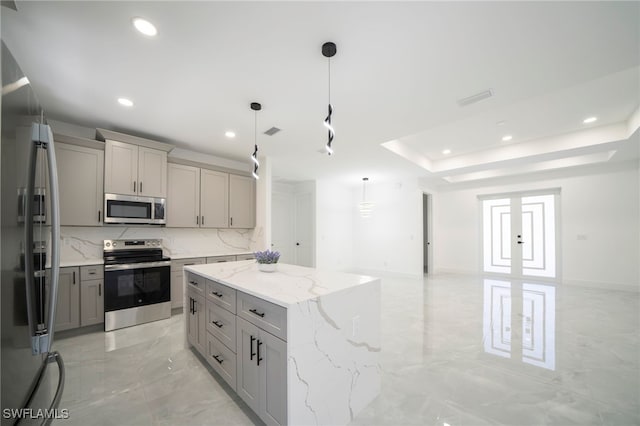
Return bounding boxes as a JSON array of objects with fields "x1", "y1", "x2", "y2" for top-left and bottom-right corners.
[{"x1": 104, "y1": 260, "x2": 171, "y2": 271}]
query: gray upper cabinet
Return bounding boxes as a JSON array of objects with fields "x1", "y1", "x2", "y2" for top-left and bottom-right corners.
[
  {"x1": 229, "y1": 174, "x2": 255, "y2": 228},
  {"x1": 167, "y1": 163, "x2": 200, "y2": 227},
  {"x1": 167, "y1": 163, "x2": 254, "y2": 229},
  {"x1": 138, "y1": 146, "x2": 167, "y2": 197},
  {"x1": 56, "y1": 143, "x2": 104, "y2": 226},
  {"x1": 104, "y1": 140, "x2": 167, "y2": 197},
  {"x1": 200, "y1": 169, "x2": 228, "y2": 228}
]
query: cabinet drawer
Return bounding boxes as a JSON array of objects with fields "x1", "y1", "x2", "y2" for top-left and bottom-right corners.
[
  {"x1": 206, "y1": 280, "x2": 236, "y2": 313},
  {"x1": 80, "y1": 265, "x2": 103, "y2": 281},
  {"x1": 237, "y1": 292, "x2": 287, "y2": 341},
  {"x1": 171, "y1": 257, "x2": 205, "y2": 272},
  {"x1": 206, "y1": 255, "x2": 237, "y2": 264},
  {"x1": 185, "y1": 272, "x2": 205, "y2": 296},
  {"x1": 235, "y1": 253, "x2": 255, "y2": 261},
  {"x1": 206, "y1": 332, "x2": 237, "y2": 391},
  {"x1": 206, "y1": 300, "x2": 236, "y2": 352}
]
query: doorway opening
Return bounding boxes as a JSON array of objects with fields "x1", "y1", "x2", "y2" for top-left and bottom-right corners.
[{"x1": 422, "y1": 193, "x2": 433, "y2": 274}]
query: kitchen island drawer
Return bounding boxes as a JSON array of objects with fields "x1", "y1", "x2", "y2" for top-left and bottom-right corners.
[
  {"x1": 80, "y1": 265, "x2": 104, "y2": 281},
  {"x1": 206, "y1": 279, "x2": 236, "y2": 313},
  {"x1": 185, "y1": 271, "x2": 206, "y2": 296},
  {"x1": 237, "y1": 291, "x2": 286, "y2": 341},
  {"x1": 206, "y1": 332, "x2": 237, "y2": 391},
  {"x1": 206, "y1": 300, "x2": 236, "y2": 352}
]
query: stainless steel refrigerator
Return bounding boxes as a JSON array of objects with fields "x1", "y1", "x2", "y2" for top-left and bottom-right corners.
[{"x1": 1, "y1": 41, "x2": 65, "y2": 425}]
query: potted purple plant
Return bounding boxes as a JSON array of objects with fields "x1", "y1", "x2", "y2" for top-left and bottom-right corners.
[{"x1": 254, "y1": 249, "x2": 280, "y2": 272}]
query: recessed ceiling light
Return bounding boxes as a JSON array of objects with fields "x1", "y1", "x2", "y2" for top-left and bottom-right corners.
[
  {"x1": 132, "y1": 17, "x2": 157, "y2": 37},
  {"x1": 502, "y1": 135, "x2": 513, "y2": 142},
  {"x1": 117, "y1": 97, "x2": 134, "y2": 107},
  {"x1": 442, "y1": 149, "x2": 451, "y2": 155},
  {"x1": 225, "y1": 131, "x2": 236, "y2": 138},
  {"x1": 583, "y1": 116, "x2": 597, "y2": 124}
]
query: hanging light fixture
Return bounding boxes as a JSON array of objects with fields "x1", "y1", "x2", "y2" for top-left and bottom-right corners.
[
  {"x1": 250, "y1": 102, "x2": 261, "y2": 180},
  {"x1": 322, "y1": 42, "x2": 337, "y2": 155},
  {"x1": 359, "y1": 177, "x2": 375, "y2": 217}
]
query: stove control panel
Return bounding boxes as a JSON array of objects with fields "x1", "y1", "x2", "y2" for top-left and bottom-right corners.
[{"x1": 104, "y1": 239, "x2": 162, "y2": 251}]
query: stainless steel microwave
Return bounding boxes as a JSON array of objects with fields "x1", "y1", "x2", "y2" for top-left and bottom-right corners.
[{"x1": 104, "y1": 193, "x2": 166, "y2": 225}]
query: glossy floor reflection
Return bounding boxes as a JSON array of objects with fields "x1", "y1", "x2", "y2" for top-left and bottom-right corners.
[{"x1": 50, "y1": 274, "x2": 639, "y2": 425}]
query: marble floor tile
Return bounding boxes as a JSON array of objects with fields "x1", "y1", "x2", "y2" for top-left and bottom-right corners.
[{"x1": 49, "y1": 273, "x2": 639, "y2": 425}]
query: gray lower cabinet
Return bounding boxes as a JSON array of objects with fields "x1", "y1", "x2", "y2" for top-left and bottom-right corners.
[
  {"x1": 185, "y1": 271, "x2": 287, "y2": 425},
  {"x1": 80, "y1": 278, "x2": 103, "y2": 326},
  {"x1": 54, "y1": 267, "x2": 80, "y2": 331},
  {"x1": 186, "y1": 286, "x2": 206, "y2": 354},
  {"x1": 236, "y1": 316, "x2": 287, "y2": 426},
  {"x1": 171, "y1": 258, "x2": 205, "y2": 309}
]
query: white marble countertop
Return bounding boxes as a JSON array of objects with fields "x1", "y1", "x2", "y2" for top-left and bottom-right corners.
[
  {"x1": 170, "y1": 251, "x2": 252, "y2": 260},
  {"x1": 55, "y1": 251, "x2": 253, "y2": 268},
  {"x1": 184, "y1": 261, "x2": 379, "y2": 308}
]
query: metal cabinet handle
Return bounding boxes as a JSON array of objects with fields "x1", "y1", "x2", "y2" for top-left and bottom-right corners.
[
  {"x1": 139, "y1": 182, "x2": 142, "y2": 193},
  {"x1": 230, "y1": 217, "x2": 233, "y2": 226},
  {"x1": 257, "y1": 340, "x2": 263, "y2": 366},
  {"x1": 98, "y1": 283, "x2": 101, "y2": 296},
  {"x1": 211, "y1": 291, "x2": 223, "y2": 298},
  {"x1": 202, "y1": 216, "x2": 204, "y2": 225},
  {"x1": 212, "y1": 354, "x2": 223, "y2": 364},
  {"x1": 133, "y1": 181, "x2": 136, "y2": 193},
  {"x1": 212, "y1": 320, "x2": 223, "y2": 328},
  {"x1": 249, "y1": 308, "x2": 265, "y2": 318},
  {"x1": 189, "y1": 280, "x2": 198, "y2": 286},
  {"x1": 98, "y1": 210, "x2": 101, "y2": 222},
  {"x1": 250, "y1": 335, "x2": 256, "y2": 360},
  {"x1": 196, "y1": 216, "x2": 199, "y2": 225},
  {"x1": 72, "y1": 271, "x2": 76, "y2": 284},
  {"x1": 193, "y1": 300, "x2": 197, "y2": 314}
]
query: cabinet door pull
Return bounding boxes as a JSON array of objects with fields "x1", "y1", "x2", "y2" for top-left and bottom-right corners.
[
  {"x1": 189, "y1": 280, "x2": 198, "y2": 287},
  {"x1": 196, "y1": 216, "x2": 199, "y2": 225},
  {"x1": 72, "y1": 271, "x2": 76, "y2": 284},
  {"x1": 189, "y1": 298, "x2": 194, "y2": 314},
  {"x1": 212, "y1": 354, "x2": 224, "y2": 364},
  {"x1": 249, "y1": 308, "x2": 265, "y2": 318},
  {"x1": 139, "y1": 182, "x2": 143, "y2": 193},
  {"x1": 202, "y1": 216, "x2": 205, "y2": 225},
  {"x1": 230, "y1": 217, "x2": 233, "y2": 226},
  {"x1": 212, "y1": 320, "x2": 223, "y2": 328},
  {"x1": 193, "y1": 299, "x2": 197, "y2": 314},
  {"x1": 211, "y1": 291, "x2": 223, "y2": 298},
  {"x1": 250, "y1": 335, "x2": 256, "y2": 360},
  {"x1": 133, "y1": 181, "x2": 136, "y2": 193},
  {"x1": 257, "y1": 340, "x2": 263, "y2": 366},
  {"x1": 98, "y1": 283, "x2": 101, "y2": 296},
  {"x1": 98, "y1": 210, "x2": 101, "y2": 222}
]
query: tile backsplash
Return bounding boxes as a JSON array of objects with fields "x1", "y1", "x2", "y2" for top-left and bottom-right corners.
[{"x1": 60, "y1": 226, "x2": 262, "y2": 263}]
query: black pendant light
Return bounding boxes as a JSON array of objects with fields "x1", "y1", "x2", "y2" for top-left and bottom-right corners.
[
  {"x1": 250, "y1": 102, "x2": 261, "y2": 180},
  {"x1": 322, "y1": 42, "x2": 337, "y2": 155}
]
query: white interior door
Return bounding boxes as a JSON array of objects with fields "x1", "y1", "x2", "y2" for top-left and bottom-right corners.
[
  {"x1": 482, "y1": 191, "x2": 558, "y2": 279},
  {"x1": 271, "y1": 192, "x2": 294, "y2": 263},
  {"x1": 294, "y1": 191, "x2": 314, "y2": 267}
]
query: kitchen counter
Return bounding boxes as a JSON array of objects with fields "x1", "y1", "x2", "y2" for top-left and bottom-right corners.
[
  {"x1": 184, "y1": 261, "x2": 381, "y2": 426},
  {"x1": 170, "y1": 251, "x2": 252, "y2": 260},
  {"x1": 184, "y1": 260, "x2": 378, "y2": 307}
]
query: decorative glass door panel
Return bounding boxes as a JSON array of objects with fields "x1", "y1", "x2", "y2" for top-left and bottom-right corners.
[{"x1": 482, "y1": 192, "x2": 558, "y2": 279}]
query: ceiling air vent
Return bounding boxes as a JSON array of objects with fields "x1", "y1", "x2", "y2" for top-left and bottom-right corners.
[
  {"x1": 264, "y1": 127, "x2": 281, "y2": 136},
  {"x1": 457, "y1": 89, "x2": 494, "y2": 107}
]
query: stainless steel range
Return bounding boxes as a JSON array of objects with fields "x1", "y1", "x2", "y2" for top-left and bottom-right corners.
[{"x1": 103, "y1": 239, "x2": 171, "y2": 331}]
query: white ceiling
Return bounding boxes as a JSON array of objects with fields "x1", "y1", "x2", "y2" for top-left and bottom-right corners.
[{"x1": 2, "y1": 1, "x2": 639, "y2": 186}]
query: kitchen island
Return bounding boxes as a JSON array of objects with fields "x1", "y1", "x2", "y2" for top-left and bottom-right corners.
[{"x1": 184, "y1": 260, "x2": 381, "y2": 426}]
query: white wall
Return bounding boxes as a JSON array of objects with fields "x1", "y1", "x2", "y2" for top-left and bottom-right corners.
[
  {"x1": 433, "y1": 163, "x2": 640, "y2": 290},
  {"x1": 352, "y1": 179, "x2": 423, "y2": 277},
  {"x1": 315, "y1": 179, "x2": 355, "y2": 272}
]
